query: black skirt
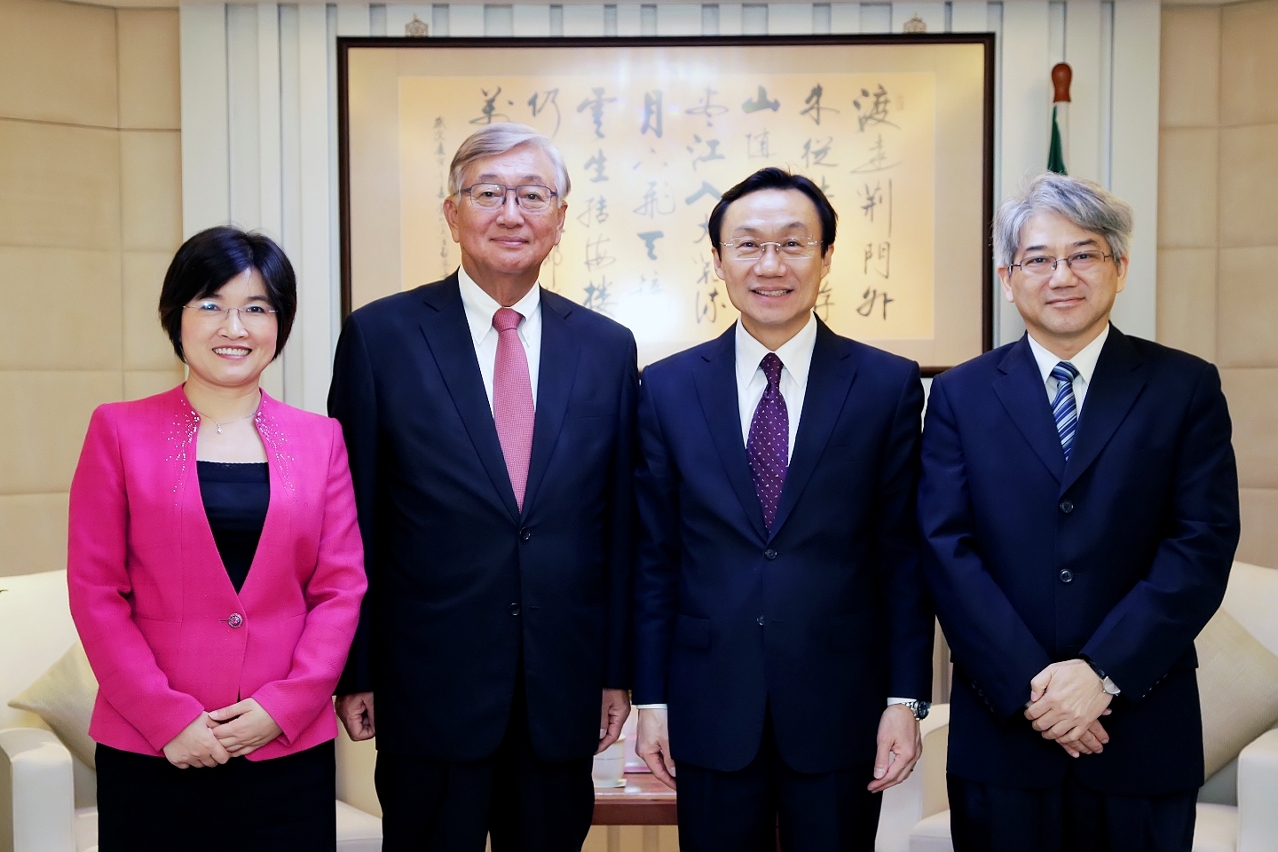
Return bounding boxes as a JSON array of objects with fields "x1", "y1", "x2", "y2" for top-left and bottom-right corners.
[{"x1": 95, "y1": 740, "x2": 336, "y2": 852}]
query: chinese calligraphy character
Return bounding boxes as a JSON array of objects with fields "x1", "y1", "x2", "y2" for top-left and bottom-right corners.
[
  {"x1": 813, "y1": 285, "x2": 835, "y2": 321},
  {"x1": 584, "y1": 234, "x2": 616, "y2": 270},
  {"x1": 685, "y1": 181, "x2": 723, "y2": 206},
  {"x1": 693, "y1": 212, "x2": 710, "y2": 244},
  {"x1": 633, "y1": 181, "x2": 676, "y2": 218},
  {"x1": 864, "y1": 241, "x2": 891, "y2": 278},
  {"x1": 577, "y1": 87, "x2": 617, "y2": 139},
  {"x1": 687, "y1": 135, "x2": 726, "y2": 171},
  {"x1": 859, "y1": 181, "x2": 885, "y2": 224},
  {"x1": 850, "y1": 134, "x2": 895, "y2": 174},
  {"x1": 685, "y1": 88, "x2": 730, "y2": 127},
  {"x1": 584, "y1": 149, "x2": 609, "y2": 183},
  {"x1": 818, "y1": 175, "x2": 835, "y2": 198},
  {"x1": 642, "y1": 90, "x2": 664, "y2": 138},
  {"x1": 746, "y1": 130, "x2": 773, "y2": 159},
  {"x1": 856, "y1": 287, "x2": 893, "y2": 320},
  {"x1": 800, "y1": 84, "x2": 839, "y2": 125},
  {"x1": 802, "y1": 137, "x2": 838, "y2": 168},
  {"x1": 470, "y1": 87, "x2": 511, "y2": 125},
  {"x1": 637, "y1": 231, "x2": 665, "y2": 260},
  {"x1": 527, "y1": 88, "x2": 561, "y2": 136},
  {"x1": 742, "y1": 85, "x2": 780, "y2": 114},
  {"x1": 582, "y1": 276, "x2": 616, "y2": 315},
  {"x1": 854, "y1": 85, "x2": 898, "y2": 132},
  {"x1": 576, "y1": 196, "x2": 609, "y2": 228}
]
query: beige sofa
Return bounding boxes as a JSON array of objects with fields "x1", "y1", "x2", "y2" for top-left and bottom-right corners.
[
  {"x1": 905, "y1": 561, "x2": 1278, "y2": 852},
  {"x1": 0, "y1": 568, "x2": 382, "y2": 852}
]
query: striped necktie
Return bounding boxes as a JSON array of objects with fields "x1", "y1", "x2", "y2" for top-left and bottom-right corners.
[{"x1": 1050, "y1": 361, "x2": 1081, "y2": 461}]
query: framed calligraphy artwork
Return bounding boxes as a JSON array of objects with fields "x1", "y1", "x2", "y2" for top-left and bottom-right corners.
[{"x1": 339, "y1": 34, "x2": 994, "y2": 372}]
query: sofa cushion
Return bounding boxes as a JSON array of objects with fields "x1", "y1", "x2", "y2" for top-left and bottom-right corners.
[
  {"x1": 9, "y1": 641, "x2": 99, "y2": 770},
  {"x1": 0, "y1": 569, "x2": 80, "y2": 730},
  {"x1": 1196, "y1": 607, "x2": 1278, "y2": 777},
  {"x1": 1222, "y1": 561, "x2": 1278, "y2": 656}
]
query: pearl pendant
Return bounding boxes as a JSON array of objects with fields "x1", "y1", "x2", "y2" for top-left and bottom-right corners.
[{"x1": 216, "y1": 425, "x2": 224, "y2": 434}]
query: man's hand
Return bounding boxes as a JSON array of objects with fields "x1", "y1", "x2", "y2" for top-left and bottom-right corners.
[
  {"x1": 162, "y1": 712, "x2": 230, "y2": 768},
  {"x1": 597, "y1": 689, "x2": 631, "y2": 754},
  {"x1": 336, "y1": 692, "x2": 376, "y2": 741},
  {"x1": 1054, "y1": 715, "x2": 1113, "y2": 758},
  {"x1": 636, "y1": 708, "x2": 676, "y2": 790},
  {"x1": 1025, "y1": 660, "x2": 1113, "y2": 751},
  {"x1": 209, "y1": 698, "x2": 284, "y2": 758},
  {"x1": 868, "y1": 704, "x2": 922, "y2": 793}
]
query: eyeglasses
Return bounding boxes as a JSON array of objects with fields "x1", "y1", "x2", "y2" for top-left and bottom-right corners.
[
  {"x1": 184, "y1": 302, "x2": 278, "y2": 327},
  {"x1": 1010, "y1": 250, "x2": 1115, "y2": 278},
  {"x1": 720, "y1": 238, "x2": 823, "y2": 261},
  {"x1": 460, "y1": 183, "x2": 559, "y2": 211}
]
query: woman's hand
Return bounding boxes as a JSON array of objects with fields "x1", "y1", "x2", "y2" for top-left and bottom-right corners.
[
  {"x1": 163, "y1": 712, "x2": 231, "y2": 768},
  {"x1": 208, "y1": 698, "x2": 284, "y2": 758}
]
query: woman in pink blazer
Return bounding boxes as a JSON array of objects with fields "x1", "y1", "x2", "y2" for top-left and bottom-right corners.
[{"x1": 68, "y1": 227, "x2": 366, "y2": 852}]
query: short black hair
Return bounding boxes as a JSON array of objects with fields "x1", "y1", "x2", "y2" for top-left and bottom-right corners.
[
  {"x1": 158, "y1": 227, "x2": 297, "y2": 362},
  {"x1": 707, "y1": 167, "x2": 838, "y2": 253}
]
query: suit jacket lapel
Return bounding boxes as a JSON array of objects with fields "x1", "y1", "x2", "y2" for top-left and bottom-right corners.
[
  {"x1": 768, "y1": 321, "x2": 857, "y2": 540},
  {"x1": 417, "y1": 276, "x2": 521, "y2": 522},
  {"x1": 522, "y1": 292, "x2": 581, "y2": 516},
  {"x1": 1061, "y1": 327, "x2": 1146, "y2": 493},
  {"x1": 993, "y1": 336, "x2": 1067, "y2": 483},
  {"x1": 693, "y1": 326, "x2": 769, "y2": 542}
]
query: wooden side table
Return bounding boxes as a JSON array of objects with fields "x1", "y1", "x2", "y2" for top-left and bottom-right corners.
[{"x1": 592, "y1": 772, "x2": 677, "y2": 825}]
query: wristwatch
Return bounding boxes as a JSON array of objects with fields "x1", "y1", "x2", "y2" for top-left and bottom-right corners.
[
  {"x1": 1083, "y1": 660, "x2": 1122, "y2": 696},
  {"x1": 900, "y1": 699, "x2": 931, "y2": 720}
]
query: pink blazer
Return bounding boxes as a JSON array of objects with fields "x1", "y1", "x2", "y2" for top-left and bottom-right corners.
[{"x1": 68, "y1": 386, "x2": 366, "y2": 761}]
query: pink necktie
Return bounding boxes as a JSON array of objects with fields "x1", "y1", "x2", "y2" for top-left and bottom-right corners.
[{"x1": 492, "y1": 307, "x2": 534, "y2": 510}]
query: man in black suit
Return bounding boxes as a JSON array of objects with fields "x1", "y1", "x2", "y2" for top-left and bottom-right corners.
[
  {"x1": 919, "y1": 172, "x2": 1240, "y2": 851},
  {"x1": 329, "y1": 123, "x2": 637, "y2": 852},
  {"x1": 632, "y1": 168, "x2": 935, "y2": 851}
]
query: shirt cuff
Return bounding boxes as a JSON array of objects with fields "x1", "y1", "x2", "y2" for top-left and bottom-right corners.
[
  {"x1": 635, "y1": 704, "x2": 668, "y2": 710},
  {"x1": 887, "y1": 697, "x2": 917, "y2": 707}
]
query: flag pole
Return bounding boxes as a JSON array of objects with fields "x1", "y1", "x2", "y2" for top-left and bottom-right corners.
[{"x1": 1049, "y1": 62, "x2": 1072, "y2": 174}]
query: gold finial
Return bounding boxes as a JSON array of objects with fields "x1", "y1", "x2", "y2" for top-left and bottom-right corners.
[
  {"x1": 903, "y1": 13, "x2": 927, "y2": 33},
  {"x1": 405, "y1": 14, "x2": 429, "y2": 37}
]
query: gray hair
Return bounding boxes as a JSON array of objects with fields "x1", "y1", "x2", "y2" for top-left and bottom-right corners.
[
  {"x1": 993, "y1": 172, "x2": 1133, "y2": 268},
  {"x1": 447, "y1": 123, "x2": 571, "y2": 201}
]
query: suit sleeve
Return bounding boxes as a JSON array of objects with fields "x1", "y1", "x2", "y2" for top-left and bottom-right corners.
[
  {"x1": 878, "y1": 365, "x2": 935, "y2": 701},
  {"x1": 918, "y1": 378, "x2": 1054, "y2": 721},
  {"x1": 602, "y1": 333, "x2": 640, "y2": 689},
  {"x1": 1080, "y1": 362, "x2": 1239, "y2": 700},
  {"x1": 251, "y1": 420, "x2": 368, "y2": 744},
  {"x1": 631, "y1": 371, "x2": 682, "y2": 705},
  {"x1": 328, "y1": 314, "x2": 381, "y2": 696},
  {"x1": 67, "y1": 405, "x2": 206, "y2": 751}
]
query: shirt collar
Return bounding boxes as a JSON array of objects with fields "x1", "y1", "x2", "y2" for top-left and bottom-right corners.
[
  {"x1": 1026, "y1": 323, "x2": 1110, "y2": 387},
  {"x1": 734, "y1": 313, "x2": 819, "y2": 388},
  {"x1": 457, "y1": 265, "x2": 541, "y2": 346}
]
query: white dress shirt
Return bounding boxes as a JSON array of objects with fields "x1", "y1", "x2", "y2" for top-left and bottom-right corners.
[
  {"x1": 638, "y1": 313, "x2": 915, "y2": 712},
  {"x1": 1026, "y1": 323, "x2": 1110, "y2": 417},
  {"x1": 457, "y1": 265, "x2": 542, "y2": 412},
  {"x1": 735, "y1": 314, "x2": 817, "y2": 462}
]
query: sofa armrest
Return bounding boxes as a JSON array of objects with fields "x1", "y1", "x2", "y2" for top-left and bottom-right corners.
[
  {"x1": 0, "y1": 728, "x2": 77, "y2": 852},
  {"x1": 876, "y1": 705, "x2": 950, "y2": 852},
  {"x1": 1238, "y1": 728, "x2": 1278, "y2": 852}
]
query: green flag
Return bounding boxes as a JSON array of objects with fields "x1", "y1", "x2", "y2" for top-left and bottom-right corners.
[{"x1": 1048, "y1": 105, "x2": 1067, "y2": 175}]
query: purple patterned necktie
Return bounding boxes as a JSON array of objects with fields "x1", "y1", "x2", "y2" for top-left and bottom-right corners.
[{"x1": 747, "y1": 352, "x2": 789, "y2": 532}]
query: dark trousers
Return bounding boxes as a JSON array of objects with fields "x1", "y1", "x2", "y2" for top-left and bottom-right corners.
[
  {"x1": 675, "y1": 711, "x2": 883, "y2": 852},
  {"x1": 96, "y1": 740, "x2": 336, "y2": 852},
  {"x1": 948, "y1": 772, "x2": 1197, "y2": 852},
  {"x1": 376, "y1": 677, "x2": 595, "y2": 852}
]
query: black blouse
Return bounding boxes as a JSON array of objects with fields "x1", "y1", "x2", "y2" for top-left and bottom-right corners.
[{"x1": 197, "y1": 461, "x2": 269, "y2": 593}]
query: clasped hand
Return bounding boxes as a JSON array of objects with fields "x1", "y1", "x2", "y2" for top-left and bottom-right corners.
[
  {"x1": 161, "y1": 699, "x2": 283, "y2": 768},
  {"x1": 1024, "y1": 659, "x2": 1113, "y2": 758}
]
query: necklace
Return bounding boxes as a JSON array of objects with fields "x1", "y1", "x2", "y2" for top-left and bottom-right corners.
[{"x1": 195, "y1": 408, "x2": 257, "y2": 434}]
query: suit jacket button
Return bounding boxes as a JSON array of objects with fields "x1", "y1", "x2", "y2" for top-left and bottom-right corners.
[
  {"x1": 756, "y1": 615, "x2": 765, "y2": 626},
  {"x1": 227, "y1": 613, "x2": 243, "y2": 628},
  {"x1": 509, "y1": 603, "x2": 521, "y2": 616},
  {"x1": 519, "y1": 527, "x2": 531, "y2": 541},
  {"x1": 1059, "y1": 500, "x2": 1074, "y2": 514},
  {"x1": 764, "y1": 549, "x2": 778, "y2": 560},
  {"x1": 1059, "y1": 569, "x2": 1074, "y2": 584}
]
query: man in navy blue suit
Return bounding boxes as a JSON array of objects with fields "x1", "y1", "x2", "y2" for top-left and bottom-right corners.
[
  {"x1": 633, "y1": 168, "x2": 935, "y2": 851},
  {"x1": 919, "y1": 172, "x2": 1239, "y2": 851},
  {"x1": 329, "y1": 124, "x2": 636, "y2": 852}
]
